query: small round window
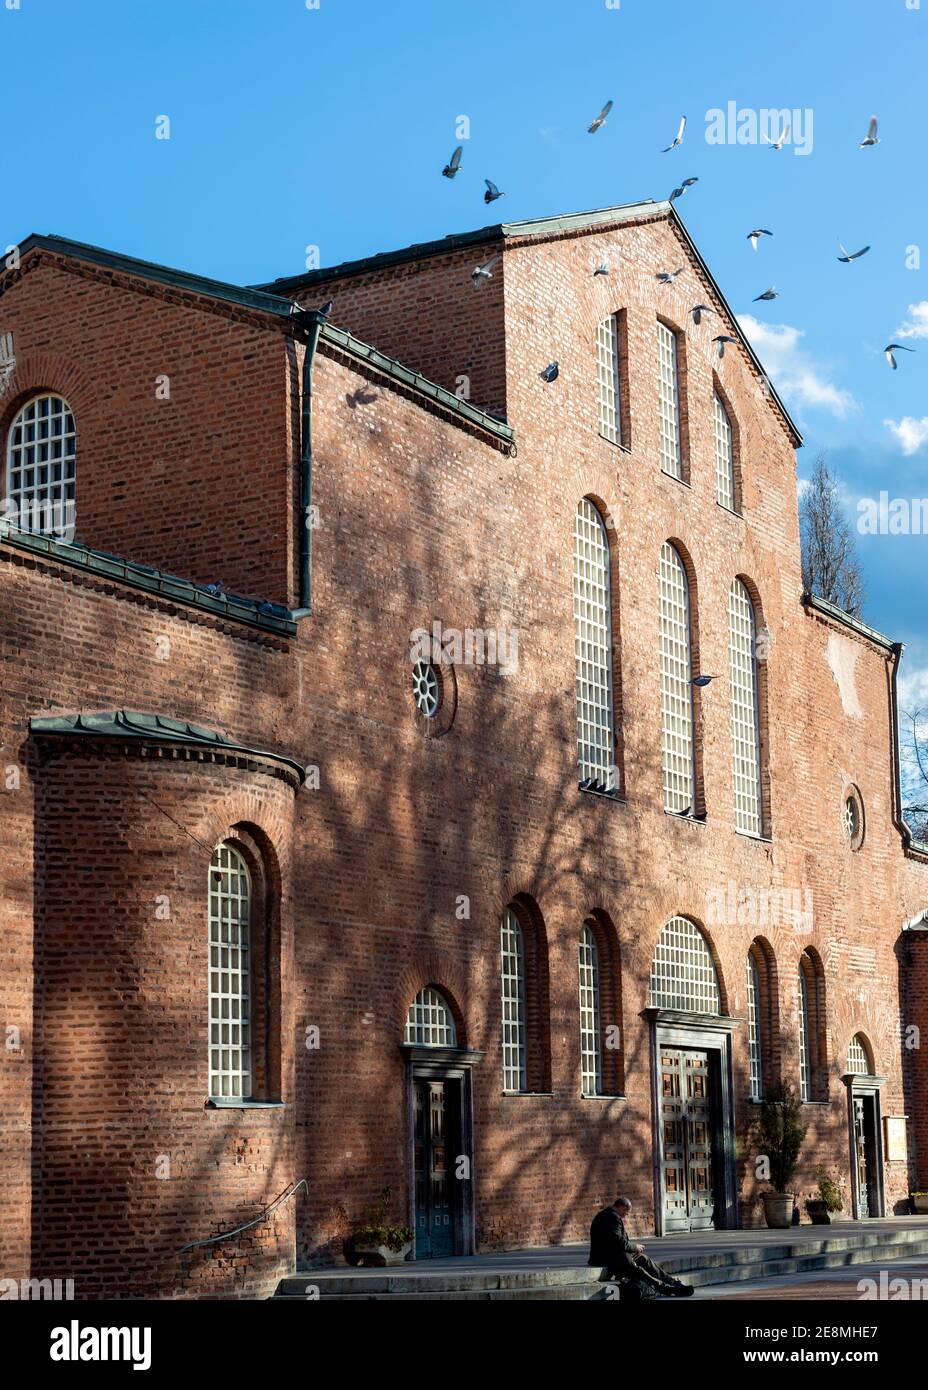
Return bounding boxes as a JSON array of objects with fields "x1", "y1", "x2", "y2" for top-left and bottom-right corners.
[
  {"x1": 412, "y1": 659, "x2": 442, "y2": 718},
  {"x1": 843, "y1": 788, "x2": 864, "y2": 850}
]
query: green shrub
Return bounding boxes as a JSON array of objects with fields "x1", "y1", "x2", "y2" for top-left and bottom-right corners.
[
  {"x1": 355, "y1": 1186, "x2": 413, "y2": 1251},
  {"x1": 751, "y1": 1082, "x2": 806, "y2": 1193}
]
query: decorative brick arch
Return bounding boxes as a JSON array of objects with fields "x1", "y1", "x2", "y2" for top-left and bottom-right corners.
[
  {"x1": 661, "y1": 537, "x2": 704, "y2": 817},
  {"x1": 748, "y1": 936, "x2": 781, "y2": 1089},
  {"x1": 798, "y1": 946, "x2": 829, "y2": 1100},
  {"x1": 495, "y1": 890, "x2": 552, "y2": 1093},
  {"x1": 582, "y1": 907, "x2": 625, "y2": 1094},
  {"x1": 396, "y1": 954, "x2": 470, "y2": 1048},
  {"x1": 648, "y1": 912, "x2": 730, "y2": 1017},
  {"x1": 0, "y1": 349, "x2": 100, "y2": 439}
]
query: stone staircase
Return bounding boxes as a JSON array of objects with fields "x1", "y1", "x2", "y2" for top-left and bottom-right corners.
[{"x1": 273, "y1": 1227, "x2": 928, "y2": 1300}]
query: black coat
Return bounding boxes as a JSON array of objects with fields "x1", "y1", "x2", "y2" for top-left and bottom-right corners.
[{"x1": 587, "y1": 1205, "x2": 639, "y2": 1271}]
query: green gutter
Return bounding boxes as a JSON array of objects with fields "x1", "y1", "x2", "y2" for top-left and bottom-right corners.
[{"x1": 801, "y1": 591, "x2": 895, "y2": 651}]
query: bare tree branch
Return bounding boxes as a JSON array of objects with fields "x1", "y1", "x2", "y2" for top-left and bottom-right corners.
[{"x1": 800, "y1": 453, "x2": 865, "y2": 618}]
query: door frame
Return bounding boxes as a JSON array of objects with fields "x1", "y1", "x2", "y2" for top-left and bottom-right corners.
[
  {"x1": 400, "y1": 1044, "x2": 483, "y2": 1259},
  {"x1": 843, "y1": 1072, "x2": 886, "y2": 1220},
  {"x1": 646, "y1": 1009, "x2": 740, "y2": 1235}
]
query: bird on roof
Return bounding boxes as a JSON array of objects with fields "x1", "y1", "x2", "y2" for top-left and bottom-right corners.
[
  {"x1": 472, "y1": 255, "x2": 500, "y2": 289},
  {"x1": 690, "y1": 304, "x2": 714, "y2": 325},
  {"x1": 540, "y1": 362, "x2": 559, "y2": 383},
  {"x1": 588, "y1": 100, "x2": 613, "y2": 134},
  {"x1": 884, "y1": 344, "x2": 916, "y2": 370},
  {"x1": 593, "y1": 261, "x2": 610, "y2": 276},
  {"x1": 763, "y1": 118, "x2": 791, "y2": 150},
  {"x1": 859, "y1": 116, "x2": 880, "y2": 148},
  {"x1": 747, "y1": 229, "x2": 773, "y2": 251},
  {"x1": 656, "y1": 268, "x2": 684, "y2": 284},
  {"x1": 204, "y1": 581, "x2": 225, "y2": 596},
  {"x1": 713, "y1": 335, "x2": 738, "y2": 358},
  {"x1": 318, "y1": 301, "x2": 334, "y2": 316},
  {"x1": 663, "y1": 115, "x2": 686, "y2": 152},
  {"x1": 484, "y1": 179, "x2": 505, "y2": 204},
  {"x1": 753, "y1": 287, "x2": 779, "y2": 302},
  {"x1": 837, "y1": 241, "x2": 870, "y2": 263},
  {"x1": 442, "y1": 146, "x2": 463, "y2": 178}
]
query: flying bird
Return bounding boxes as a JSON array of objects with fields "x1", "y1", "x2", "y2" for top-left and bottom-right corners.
[
  {"x1": 662, "y1": 115, "x2": 686, "y2": 152},
  {"x1": 692, "y1": 674, "x2": 719, "y2": 687},
  {"x1": 763, "y1": 119, "x2": 791, "y2": 150},
  {"x1": 713, "y1": 335, "x2": 738, "y2": 358},
  {"x1": 747, "y1": 229, "x2": 773, "y2": 251},
  {"x1": 669, "y1": 177, "x2": 699, "y2": 203},
  {"x1": 484, "y1": 179, "x2": 505, "y2": 204},
  {"x1": 837, "y1": 241, "x2": 870, "y2": 263},
  {"x1": 859, "y1": 116, "x2": 879, "y2": 148},
  {"x1": 588, "y1": 100, "x2": 613, "y2": 134},
  {"x1": 472, "y1": 254, "x2": 500, "y2": 289},
  {"x1": 593, "y1": 261, "x2": 610, "y2": 276},
  {"x1": 540, "y1": 362, "x2": 559, "y2": 383},
  {"x1": 753, "y1": 287, "x2": 779, "y2": 302},
  {"x1": 690, "y1": 304, "x2": 714, "y2": 325},
  {"x1": 442, "y1": 146, "x2": 463, "y2": 178},
  {"x1": 884, "y1": 344, "x2": 916, "y2": 370},
  {"x1": 656, "y1": 268, "x2": 684, "y2": 284}
]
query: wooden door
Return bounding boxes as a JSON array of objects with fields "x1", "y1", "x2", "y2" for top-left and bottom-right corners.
[
  {"x1": 414, "y1": 1080, "x2": 455, "y2": 1257},
  {"x1": 660, "y1": 1048, "x2": 716, "y2": 1231}
]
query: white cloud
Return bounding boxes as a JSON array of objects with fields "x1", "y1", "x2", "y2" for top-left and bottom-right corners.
[
  {"x1": 899, "y1": 661, "x2": 928, "y2": 712},
  {"x1": 738, "y1": 315, "x2": 857, "y2": 417},
  {"x1": 895, "y1": 302, "x2": 928, "y2": 341},
  {"x1": 884, "y1": 416, "x2": 928, "y2": 456}
]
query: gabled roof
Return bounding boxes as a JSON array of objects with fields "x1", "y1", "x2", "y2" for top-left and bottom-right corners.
[{"x1": 252, "y1": 199, "x2": 802, "y2": 447}]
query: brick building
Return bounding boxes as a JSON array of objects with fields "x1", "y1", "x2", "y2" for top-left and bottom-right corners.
[{"x1": 2, "y1": 200, "x2": 928, "y2": 1299}]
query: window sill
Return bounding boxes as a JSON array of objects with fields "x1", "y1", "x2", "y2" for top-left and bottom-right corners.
[
  {"x1": 736, "y1": 829, "x2": 772, "y2": 843},
  {"x1": 581, "y1": 1093, "x2": 627, "y2": 1102},
  {"x1": 660, "y1": 468, "x2": 691, "y2": 488},
  {"x1": 664, "y1": 809, "x2": 706, "y2": 825},
  {"x1": 579, "y1": 783, "x2": 626, "y2": 803},
  {"x1": 716, "y1": 501, "x2": 744, "y2": 520},
  {"x1": 501, "y1": 1091, "x2": 554, "y2": 1099},
  {"x1": 598, "y1": 432, "x2": 632, "y2": 455},
  {"x1": 206, "y1": 1098, "x2": 285, "y2": 1110}
]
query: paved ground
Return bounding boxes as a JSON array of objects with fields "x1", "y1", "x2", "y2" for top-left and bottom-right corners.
[{"x1": 693, "y1": 1254, "x2": 928, "y2": 1300}]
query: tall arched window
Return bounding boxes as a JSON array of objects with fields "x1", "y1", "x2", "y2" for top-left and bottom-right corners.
[
  {"x1": 659, "y1": 542, "x2": 695, "y2": 813},
  {"x1": 578, "y1": 924, "x2": 603, "y2": 1095},
  {"x1": 714, "y1": 393, "x2": 736, "y2": 510},
  {"x1": 500, "y1": 908, "x2": 527, "y2": 1091},
  {"x1": 596, "y1": 314, "x2": 623, "y2": 445},
  {"x1": 208, "y1": 842, "x2": 252, "y2": 1100},
  {"x1": 405, "y1": 987, "x2": 457, "y2": 1047},
  {"x1": 729, "y1": 579, "x2": 763, "y2": 835},
  {"x1": 6, "y1": 394, "x2": 76, "y2": 536},
  {"x1": 656, "y1": 321, "x2": 682, "y2": 478},
  {"x1": 574, "y1": 499, "x2": 616, "y2": 791},
  {"x1": 798, "y1": 950, "x2": 827, "y2": 1101},
  {"x1": 746, "y1": 951, "x2": 764, "y2": 1099},
  {"x1": 649, "y1": 916, "x2": 721, "y2": 1014}
]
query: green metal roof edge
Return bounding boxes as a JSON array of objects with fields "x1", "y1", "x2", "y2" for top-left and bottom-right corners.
[
  {"x1": 801, "y1": 591, "x2": 896, "y2": 651},
  {"x1": 319, "y1": 322, "x2": 513, "y2": 441},
  {"x1": 0, "y1": 520, "x2": 298, "y2": 636},
  {"x1": 29, "y1": 710, "x2": 306, "y2": 782},
  {"x1": 12, "y1": 233, "x2": 299, "y2": 319}
]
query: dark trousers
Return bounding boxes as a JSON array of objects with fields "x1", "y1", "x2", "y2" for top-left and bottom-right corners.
[{"x1": 607, "y1": 1252, "x2": 676, "y2": 1296}]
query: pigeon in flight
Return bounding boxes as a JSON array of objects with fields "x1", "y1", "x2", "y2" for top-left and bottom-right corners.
[
  {"x1": 763, "y1": 119, "x2": 791, "y2": 150},
  {"x1": 593, "y1": 261, "x2": 610, "y2": 276},
  {"x1": 656, "y1": 268, "x2": 684, "y2": 284},
  {"x1": 753, "y1": 287, "x2": 779, "y2": 302},
  {"x1": 747, "y1": 229, "x2": 773, "y2": 252},
  {"x1": 690, "y1": 304, "x2": 714, "y2": 325},
  {"x1": 442, "y1": 146, "x2": 463, "y2": 178},
  {"x1": 669, "y1": 177, "x2": 699, "y2": 202},
  {"x1": 713, "y1": 335, "x2": 738, "y2": 358},
  {"x1": 859, "y1": 116, "x2": 880, "y2": 148},
  {"x1": 472, "y1": 255, "x2": 501, "y2": 289},
  {"x1": 837, "y1": 241, "x2": 870, "y2": 263},
  {"x1": 663, "y1": 116, "x2": 686, "y2": 152},
  {"x1": 540, "y1": 362, "x2": 559, "y2": 383},
  {"x1": 484, "y1": 179, "x2": 505, "y2": 204},
  {"x1": 692, "y1": 674, "x2": 718, "y2": 687},
  {"x1": 884, "y1": 344, "x2": 916, "y2": 370},
  {"x1": 588, "y1": 100, "x2": 613, "y2": 134}
]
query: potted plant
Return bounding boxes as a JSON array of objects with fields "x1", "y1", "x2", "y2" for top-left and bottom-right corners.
[
  {"x1": 353, "y1": 1186, "x2": 413, "y2": 1267},
  {"x1": 751, "y1": 1082, "x2": 806, "y2": 1228},
  {"x1": 806, "y1": 1166, "x2": 843, "y2": 1224},
  {"x1": 911, "y1": 1191, "x2": 928, "y2": 1215}
]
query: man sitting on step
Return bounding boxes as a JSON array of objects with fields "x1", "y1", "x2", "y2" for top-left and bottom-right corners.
[{"x1": 588, "y1": 1197, "x2": 695, "y2": 1299}]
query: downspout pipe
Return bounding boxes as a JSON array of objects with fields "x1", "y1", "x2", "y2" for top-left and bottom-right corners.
[
  {"x1": 291, "y1": 307, "x2": 325, "y2": 617},
  {"x1": 889, "y1": 640, "x2": 914, "y2": 850}
]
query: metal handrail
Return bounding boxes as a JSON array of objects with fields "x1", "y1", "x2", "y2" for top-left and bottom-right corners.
[{"x1": 177, "y1": 1178, "x2": 308, "y2": 1255}]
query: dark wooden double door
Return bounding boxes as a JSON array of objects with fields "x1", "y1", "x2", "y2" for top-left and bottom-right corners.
[
  {"x1": 660, "y1": 1048, "x2": 718, "y2": 1231},
  {"x1": 414, "y1": 1079, "x2": 458, "y2": 1258},
  {"x1": 853, "y1": 1095, "x2": 878, "y2": 1218}
]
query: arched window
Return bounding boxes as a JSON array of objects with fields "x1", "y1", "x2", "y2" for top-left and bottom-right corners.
[
  {"x1": 659, "y1": 543, "x2": 695, "y2": 813},
  {"x1": 574, "y1": 499, "x2": 616, "y2": 791},
  {"x1": 714, "y1": 393, "x2": 736, "y2": 510},
  {"x1": 6, "y1": 394, "x2": 76, "y2": 537},
  {"x1": 578, "y1": 924, "x2": 603, "y2": 1095},
  {"x1": 656, "y1": 321, "x2": 682, "y2": 478},
  {"x1": 500, "y1": 908, "x2": 527, "y2": 1091},
  {"x1": 847, "y1": 1033, "x2": 873, "y2": 1075},
  {"x1": 596, "y1": 314, "x2": 623, "y2": 445},
  {"x1": 729, "y1": 579, "x2": 763, "y2": 835},
  {"x1": 649, "y1": 916, "x2": 721, "y2": 1014},
  {"x1": 208, "y1": 843, "x2": 252, "y2": 1100},
  {"x1": 405, "y1": 987, "x2": 457, "y2": 1047},
  {"x1": 798, "y1": 950, "x2": 827, "y2": 1101},
  {"x1": 746, "y1": 951, "x2": 764, "y2": 1099}
]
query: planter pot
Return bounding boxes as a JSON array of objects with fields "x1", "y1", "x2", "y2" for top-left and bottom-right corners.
[
  {"x1": 762, "y1": 1193, "x2": 795, "y2": 1229},
  {"x1": 354, "y1": 1241, "x2": 413, "y2": 1267},
  {"x1": 806, "y1": 1201, "x2": 831, "y2": 1225},
  {"x1": 911, "y1": 1194, "x2": 928, "y2": 1215}
]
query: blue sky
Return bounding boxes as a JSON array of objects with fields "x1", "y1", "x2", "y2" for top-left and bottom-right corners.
[{"x1": 3, "y1": 0, "x2": 927, "y2": 709}]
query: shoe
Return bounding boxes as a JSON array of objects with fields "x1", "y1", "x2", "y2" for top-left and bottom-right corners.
[{"x1": 671, "y1": 1283, "x2": 695, "y2": 1297}]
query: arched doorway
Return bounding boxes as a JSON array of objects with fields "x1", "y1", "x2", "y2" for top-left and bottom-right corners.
[{"x1": 844, "y1": 1033, "x2": 885, "y2": 1219}]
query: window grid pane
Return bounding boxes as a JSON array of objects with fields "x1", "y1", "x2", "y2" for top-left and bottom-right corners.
[
  {"x1": 747, "y1": 953, "x2": 763, "y2": 1100},
  {"x1": 6, "y1": 394, "x2": 76, "y2": 534},
  {"x1": 579, "y1": 925, "x2": 603, "y2": 1095},
  {"x1": 714, "y1": 393, "x2": 735, "y2": 510},
  {"x1": 574, "y1": 500, "x2": 615, "y2": 787},
  {"x1": 798, "y1": 967, "x2": 811, "y2": 1101},
  {"x1": 649, "y1": 915, "x2": 720, "y2": 1014},
  {"x1": 500, "y1": 909, "x2": 527, "y2": 1091},
  {"x1": 659, "y1": 543, "x2": 694, "y2": 812},
  {"x1": 208, "y1": 843, "x2": 252, "y2": 1099},
  {"x1": 405, "y1": 987, "x2": 457, "y2": 1047},
  {"x1": 657, "y1": 321, "x2": 681, "y2": 478},
  {"x1": 729, "y1": 580, "x2": 762, "y2": 835},
  {"x1": 847, "y1": 1034, "x2": 870, "y2": 1075},
  {"x1": 596, "y1": 315, "x2": 622, "y2": 444}
]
